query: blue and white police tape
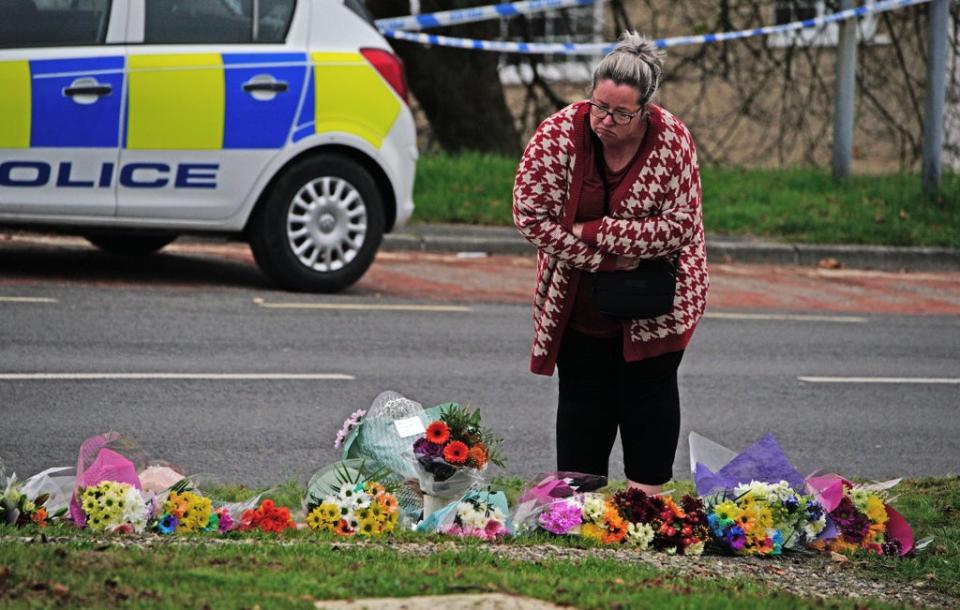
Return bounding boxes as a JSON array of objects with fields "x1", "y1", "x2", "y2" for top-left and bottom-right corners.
[
  {"x1": 374, "y1": 0, "x2": 595, "y2": 32},
  {"x1": 381, "y1": 0, "x2": 934, "y2": 55}
]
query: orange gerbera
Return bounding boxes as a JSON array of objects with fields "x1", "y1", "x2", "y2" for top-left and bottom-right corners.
[
  {"x1": 379, "y1": 495, "x2": 399, "y2": 513},
  {"x1": 334, "y1": 519, "x2": 355, "y2": 537},
  {"x1": 442, "y1": 440, "x2": 469, "y2": 465},
  {"x1": 426, "y1": 421, "x2": 451, "y2": 445},
  {"x1": 467, "y1": 445, "x2": 488, "y2": 468}
]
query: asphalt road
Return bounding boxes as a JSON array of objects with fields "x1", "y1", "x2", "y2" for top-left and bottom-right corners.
[{"x1": 1, "y1": 276, "x2": 957, "y2": 487}]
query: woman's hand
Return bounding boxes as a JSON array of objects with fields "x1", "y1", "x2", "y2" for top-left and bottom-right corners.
[
  {"x1": 572, "y1": 222, "x2": 584, "y2": 238},
  {"x1": 614, "y1": 255, "x2": 640, "y2": 271}
]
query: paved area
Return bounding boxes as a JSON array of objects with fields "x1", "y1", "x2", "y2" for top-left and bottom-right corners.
[{"x1": 2, "y1": 232, "x2": 960, "y2": 316}]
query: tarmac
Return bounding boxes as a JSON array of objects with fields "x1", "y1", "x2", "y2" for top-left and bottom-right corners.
[{"x1": 384, "y1": 223, "x2": 960, "y2": 272}]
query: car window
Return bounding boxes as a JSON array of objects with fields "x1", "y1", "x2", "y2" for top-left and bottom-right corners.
[
  {"x1": 0, "y1": 0, "x2": 111, "y2": 48},
  {"x1": 145, "y1": 0, "x2": 296, "y2": 45}
]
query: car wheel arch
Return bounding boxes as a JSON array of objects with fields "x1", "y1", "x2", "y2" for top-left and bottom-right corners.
[{"x1": 243, "y1": 143, "x2": 397, "y2": 238}]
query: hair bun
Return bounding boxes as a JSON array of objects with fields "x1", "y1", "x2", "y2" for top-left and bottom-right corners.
[{"x1": 614, "y1": 31, "x2": 665, "y2": 70}]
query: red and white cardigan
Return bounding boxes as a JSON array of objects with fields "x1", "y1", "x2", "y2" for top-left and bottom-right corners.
[{"x1": 513, "y1": 101, "x2": 709, "y2": 375}]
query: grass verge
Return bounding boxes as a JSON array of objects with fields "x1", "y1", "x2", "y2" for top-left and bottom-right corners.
[
  {"x1": 412, "y1": 153, "x2": 960, "y2": 248},
  {"x1": 0, "y1": 476, "x2": 956, "y2": 609}
]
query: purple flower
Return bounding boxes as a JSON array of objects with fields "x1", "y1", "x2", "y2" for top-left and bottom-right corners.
[
  {"x1": 218, "y1": 510, "x2": 234, "y2": 533},
  {"x1": 157, "y1": 514, "x2": 178, "y2": 535},
  {"x1": 725, "y1": 525, "x2": 746, "y2": 550},
  {"x1": 832, "y1": 497, "x2": 871, "y2": 543},
  {"x1": 538, "y1": 501, "x2": 583, "y2": 535},
  {"x1": 413, "y1": 438, "x2": 443, "y2": 458}
]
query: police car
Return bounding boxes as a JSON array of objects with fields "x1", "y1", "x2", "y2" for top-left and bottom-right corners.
[{"x1": 0, "y1": 0, "x2": 417, "y2": 292}]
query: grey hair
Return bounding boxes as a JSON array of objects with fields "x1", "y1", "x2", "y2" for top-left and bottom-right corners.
[{"x1": 589, "y1": 31, "x2": 665, "y2": 107}]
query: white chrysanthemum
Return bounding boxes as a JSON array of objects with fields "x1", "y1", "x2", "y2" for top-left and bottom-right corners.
[
  {"x1": 353, "y1": 493, "x2": 371, "y2": 509},
  {"x1": 338, "y1": 487, "x2": 357, "y2": 502},
  {"x1": 626, "y1": 522, "x2": 655, "y2": 550},
  {"x1": 582, "y1": 495, "x2": 605, "y2": 523},
  {"x1": 120, "y1": 487, "x2": 148, "y2": 533}
]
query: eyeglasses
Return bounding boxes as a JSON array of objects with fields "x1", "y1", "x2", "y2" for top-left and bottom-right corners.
[{"x1": 588, "y1": 101, "x2": 642, "y2": 126}]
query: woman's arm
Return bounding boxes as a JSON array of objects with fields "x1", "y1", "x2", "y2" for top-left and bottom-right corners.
[
  {"x1": 513, "y1": 122, "x2": 618, "y2": 272},
  {"x1": 578, "y1": 131, "x2": 702, "y2": 260}
]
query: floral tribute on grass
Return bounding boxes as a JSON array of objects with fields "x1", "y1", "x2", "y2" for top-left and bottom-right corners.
[
  {"x1": 412, "y1": 404, "x2": 505, "y2": 519},
  {"x1": 79, "y1": 481, "x2": 150, "y2": 534},
  {"x1": 612, "y1": 489, "x2": 709, "y2": 555},
  {"x1": 305, "y1": 461, "x2": 402, "y2": 537},
  {"x1": 427, "y1": 490, "x2": 511, "y2": 540},
  {"x1": 807, "y1": 474, "x2": 913, "y2": 556},
  {"x1": 238, "y1": 499, "x2": 295, "y2": 534},
  {"x1": 1, "y1": 473, "x2": 54, "y2": 528},
  {"x1": 702, "y1": 481, "x2": 828, "y2": 556}
]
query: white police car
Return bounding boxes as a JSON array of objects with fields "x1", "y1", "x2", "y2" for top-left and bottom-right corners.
[{"x1": 0, "y1": 0, "x2": 417, "y2": 292}]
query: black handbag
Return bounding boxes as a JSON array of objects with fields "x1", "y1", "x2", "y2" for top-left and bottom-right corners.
[{"x1": 591, "y1": 256, "x2": 677, "y2": 319}]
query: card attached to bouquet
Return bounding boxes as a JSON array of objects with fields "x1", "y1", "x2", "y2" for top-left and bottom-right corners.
[{"x1": 394, "y1": 416, "x2": 426, "y2": 438}]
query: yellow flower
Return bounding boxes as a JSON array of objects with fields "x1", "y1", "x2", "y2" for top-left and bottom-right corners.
[
  {"x1": 306, "y1": 507, "x2": 325, "y2": 531},
  {"x1": 865, "y1": 496, "x2": 888, "y2": 526},
  {"x1": 358, "y1": 517, "x2": 379, "y2": 537},
  {"x1": 318, "y1": 502, "x2": 340, "y2": 523},
  {"x1": 714, "y1": 500, "x2": 742, "y2": 523},
  {"x1": 581, "y1": 523, "x2": 604, "y2": 542}
]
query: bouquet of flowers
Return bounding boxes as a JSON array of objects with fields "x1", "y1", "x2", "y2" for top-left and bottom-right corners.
[
  {"x1": 418, "y1": 489, "x2": 511, "y2": 540},
  {"x1": 152, "y1": 481, "x2": 234, "y2": 535},
  {"x1": 78, "y1": 480, "x2": 150, "y2": 534},
  {"x1": 612, "y1": 488, "x2": 709, "y2": 555},
  {"x1": 703, "y1": 480, "x2": 828, "y2": 556},
  {"x1": 1, "y1": 472, "x2": 52, "y2": 528},
  {"x1": 238, "y1": 499, "x2": 295, "y2": 534},
  {"x1": 305, "y1": 460, "x2": 402, "y2": 537},
  {"x1": 412, "y1": 404, "x2": 504, "y2": 518},
  {"x1": 510, "y1": 472, "x2": 607, "y2": 535},
  {"x1": 306, "y1": 480, "x2": 400, "y2": 537},
  {"x1": 807, "y1": 474, "x2": 913, "y2": 556}
]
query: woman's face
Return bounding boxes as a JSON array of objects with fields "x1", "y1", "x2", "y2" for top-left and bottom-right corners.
[{"x1": 589, "y1": 79, "x2": 646, "y2": 148}]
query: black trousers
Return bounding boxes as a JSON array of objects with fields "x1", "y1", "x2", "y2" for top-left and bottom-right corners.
[{"x1": 556, "y1": 328, "x2": 683, "y2": 485}]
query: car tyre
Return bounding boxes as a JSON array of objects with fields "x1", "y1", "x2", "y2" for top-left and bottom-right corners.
[
  {"x1": 248, "y1": 154, "x2": 384, "y2": 293},
  {"x1": 84, "y1": 232, "x2": 178, "y2": 256}
]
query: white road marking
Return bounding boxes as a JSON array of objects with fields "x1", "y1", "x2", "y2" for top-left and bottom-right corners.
[
  {"x1": 798, "y1": 376, "x2": 960, "y2": 384},
  {"x1": 0, "y1": 296, "x2": 58, "y2": 303},
  {"x1": 705, "y1": 312, "x2": 867, "y2": 323},
  {"x1": 0, "y1": 373, "x2": 354, "y2": 381},
  {"x1": 253, "y1": 298, "x2": 471, "y2": 313}
]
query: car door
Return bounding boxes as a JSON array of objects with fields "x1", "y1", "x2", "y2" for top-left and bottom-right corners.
[
  {"x1": 0, "y1": 0, "x2": 126, "y2": 217},
  {"x1": 117, "y1": 0, "x2": 305, "y2": 221}
]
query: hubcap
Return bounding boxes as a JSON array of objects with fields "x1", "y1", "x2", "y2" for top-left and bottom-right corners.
[{"x1": 286, "y1": 177, "x2": 367, "y2": 272}]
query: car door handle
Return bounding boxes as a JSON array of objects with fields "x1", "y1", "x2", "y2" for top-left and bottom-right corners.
[
  {"x1": 243, "y1": 81, "x2": 288, "y2": 93},
  {"x1": 63, "y1": 84, "x2": 112, "y2": 97}
]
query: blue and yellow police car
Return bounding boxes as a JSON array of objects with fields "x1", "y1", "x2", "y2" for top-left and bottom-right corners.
[{"x1": 0, "y1": 0, "x2": 417, "y2": 292}]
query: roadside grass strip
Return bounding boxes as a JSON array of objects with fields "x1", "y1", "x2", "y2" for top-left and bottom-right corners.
[{"x1": 1, "y1": 477, "x2": 957, "y2": 609}]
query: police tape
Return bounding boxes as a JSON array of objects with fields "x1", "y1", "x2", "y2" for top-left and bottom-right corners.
[
  {"x1": 374, "y1": 0, "x2": 595, "y2": 32},
  {"x1": 380, "y1": 0, "x2": 935, "y2": 55}
]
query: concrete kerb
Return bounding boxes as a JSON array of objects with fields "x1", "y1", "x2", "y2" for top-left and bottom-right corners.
[{"x1": 384, "y1": 223, "x2": 960, "y2": 272}]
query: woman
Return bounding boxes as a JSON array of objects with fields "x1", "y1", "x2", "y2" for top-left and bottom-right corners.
[{"x1": 512, "y1": 31, "x2": 708, "y2": 495}]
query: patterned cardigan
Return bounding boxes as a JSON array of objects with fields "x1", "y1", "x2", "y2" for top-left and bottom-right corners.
[{"x1": 512, "y1": 101, "x2": 708, "y2": 375}]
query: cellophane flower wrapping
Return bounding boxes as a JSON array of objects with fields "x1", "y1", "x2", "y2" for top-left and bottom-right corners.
[
  {"x1": 339, "y1": 392, "x2": 446, "y2": 520},
  {"x1": 304, "y1": 460, "x2": 403, "y2": 537},
  {"x1": 691, "y1": 432, "x2": 807, "y2": 497},
  {"x1": 410, "y1": 403, "x2": 504, "y2": 519},
  {"x1": 510, "y1": 472, "x2": 608, "y2": 534},
  {"x1": 418, "y1": 489, "x2": 511, "y2": 540},
  {"x1": 69, "y1": 433, "x2": 148, "y2": 527},
  {"x1": 807, "y1": 474, "x2": 913, "y2": 556},
  {"x1": 1, "y1": 462, "x2": 73, "y2": 528},
  {"x1": 703, "y1": 480, "x2": 828, "y2": 556}
]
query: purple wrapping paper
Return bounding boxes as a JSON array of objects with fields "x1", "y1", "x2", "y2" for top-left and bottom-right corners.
[{"x1": 694, "y1": 433, "x2": 807, "y2": 496}]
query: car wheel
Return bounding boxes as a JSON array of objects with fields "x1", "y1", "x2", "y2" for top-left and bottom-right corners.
[
  {"x1": 84, "y1": 232, "x2": 178, "y2": 256},
  {"x1": 249, "y1": 154, "x2": 384, "y2": 293}
]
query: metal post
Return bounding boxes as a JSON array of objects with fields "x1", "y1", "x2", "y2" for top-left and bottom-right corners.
[
  {"x1": 922, "y1": 0, "x2": 950, "y2": 193},
  {"x1": 832, "y1": 0, "x2": 857, "y2": 180}
]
